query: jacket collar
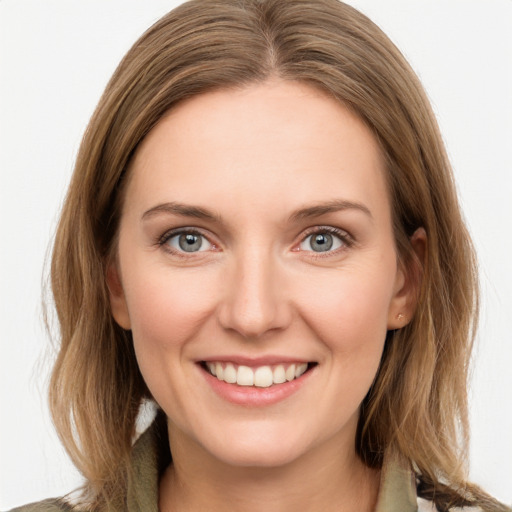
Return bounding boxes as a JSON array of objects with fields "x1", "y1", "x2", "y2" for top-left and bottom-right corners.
[{"x1": 375, "y1": 452, "x2": 418, "y2": 512}]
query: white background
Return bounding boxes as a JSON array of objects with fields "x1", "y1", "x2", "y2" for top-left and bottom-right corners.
[{"x1": 1, "y1": 0, "x2": 511, "y2": 509}]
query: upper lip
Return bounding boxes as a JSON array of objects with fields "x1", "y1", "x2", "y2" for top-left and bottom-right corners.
[{"x1": 198, "y1": 355, "x2": 314, "y2": 367}]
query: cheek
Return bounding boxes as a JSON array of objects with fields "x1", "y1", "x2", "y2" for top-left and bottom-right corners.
[
  {"x1": 296, "y1": 263, "x2": 395, "y2": 422},
  {"x1": 122, "y1": 265, "x2": 222, "y2": 417},
  {"x1": 296, "y1": 261, "x2": 396, "y2": 357},
  {"x1": 122, "y1": 265, "x2": 220, "y2": 354}
]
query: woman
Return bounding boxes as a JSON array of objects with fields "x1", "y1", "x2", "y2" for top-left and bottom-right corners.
[{"x1": 8, "y1": 0, "x2": 510, "y2": 511}]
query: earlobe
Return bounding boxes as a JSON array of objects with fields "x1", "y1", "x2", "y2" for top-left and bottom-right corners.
[
  {"x1": 106, "y1": 263, "x2": 131, "y2": 330},
  {"x1": 387, "y1": 227, "x2": 427, "y2": 330}
]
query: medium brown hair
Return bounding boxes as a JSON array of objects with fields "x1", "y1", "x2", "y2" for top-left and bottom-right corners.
[{"x1": 48, "y1": 0, "x2": 503, "y2": 509}]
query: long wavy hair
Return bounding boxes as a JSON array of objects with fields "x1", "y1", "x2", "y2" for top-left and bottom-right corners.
[{"x1": 48, "y1": 0, "x2": 504, "y2": 509}]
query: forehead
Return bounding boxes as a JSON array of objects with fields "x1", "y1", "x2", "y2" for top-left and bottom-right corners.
[{"x1": 124, "y1": 80, "x2": 390, "y2": 224}]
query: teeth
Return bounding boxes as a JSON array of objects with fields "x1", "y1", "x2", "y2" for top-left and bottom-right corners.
[
  {"x1": 205, "y1": 362, "x2": 310, "y2": 387},
  {"x1": 254, "y1": 366, "x2": 273, "y2": 388},
  {"x1": 273, "y1": 365, "x2": 286, "y2": 384},
  {"x1": 285, "y1": 364, "x2": 296, "y2": 381},
  {"x1": 237, "y1": 365, "x2": 254, "y2": 386},
  {"x1": 207, "y1": 362, "x2": 216, "y2": 376},
  {"x1": 215, "y1": 362, "x2": 224, "y2": 381},
  {"x1": 295, "y1": 363, "x2": 308, "y2": 378},
  {"x1": 223, "y1": 363, "x2": 237, "y2": 384}
]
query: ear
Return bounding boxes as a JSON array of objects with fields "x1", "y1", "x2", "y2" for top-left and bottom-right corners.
[
  {"x1": 387, "y1": 227, "x2": 427, "y2": 329},
  {"x1": 106, "y1": 262, "x2": 131, "y2": 330}
]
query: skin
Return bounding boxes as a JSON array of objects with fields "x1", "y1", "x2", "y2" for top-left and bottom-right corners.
[{"x1": 108, "y1": 80, "x2": 423, "y2": 512}]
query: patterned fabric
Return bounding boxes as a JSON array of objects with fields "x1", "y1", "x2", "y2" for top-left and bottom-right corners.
[{"x1": 6, "y1": 419, "x2": 488, "y2": 512}]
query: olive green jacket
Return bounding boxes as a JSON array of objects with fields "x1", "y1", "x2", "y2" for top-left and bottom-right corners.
[{"x1": 6, "y1": 419, "x2": 484, "y2": 512}]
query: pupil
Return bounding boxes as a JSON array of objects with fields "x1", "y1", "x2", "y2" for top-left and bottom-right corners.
[
  {"x1": 312, "y1": 233, "x2": 333, "y2": 252},
  {"x1": 179, "y1": 233, "x2": 202, "y2": 252}
]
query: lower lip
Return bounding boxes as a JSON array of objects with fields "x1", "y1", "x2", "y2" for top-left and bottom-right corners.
[{"x1": 199, "y1": 364, "x2": 315, "y2": 407}]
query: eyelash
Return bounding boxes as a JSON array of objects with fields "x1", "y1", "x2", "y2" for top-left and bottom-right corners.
[
  {"x1": 157, "y1": 228, "x2": 216, "y2": 258},
  {"x1": 156, "y1": 226, "x2": 353, "y2": 258},
  {"x1": 296, "y1": 226, "x2": 353, "y2": 257}
]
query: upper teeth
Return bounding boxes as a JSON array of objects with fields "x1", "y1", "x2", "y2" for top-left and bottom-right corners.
[{"x1": 206, "y1": 362, "x2": 308, "y2": 388}]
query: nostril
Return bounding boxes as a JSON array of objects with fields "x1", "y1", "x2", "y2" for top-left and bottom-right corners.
[{"x1": 216, "y1": 269, "x2": 293, "y2": 339}]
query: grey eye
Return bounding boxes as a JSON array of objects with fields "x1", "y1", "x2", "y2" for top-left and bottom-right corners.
[
  {"x1": 299, "y1": 232, "x2": 343, "y2": 253},
  {"x1": 310, "y1": 233, "x2": 333, "y2": 252},
  {"x1": 168, "y1": 232, "x2": 212, "y2": 253}
]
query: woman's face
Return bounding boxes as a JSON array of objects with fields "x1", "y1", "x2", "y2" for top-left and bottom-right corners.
[{"x1": 109, "y1": 80, "x2": 413, "y2": 468}]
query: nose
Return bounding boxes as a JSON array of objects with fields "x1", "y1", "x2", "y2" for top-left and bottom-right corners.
[{"x1": 217, "y1": 250, "x2": 292, "y2": 340}]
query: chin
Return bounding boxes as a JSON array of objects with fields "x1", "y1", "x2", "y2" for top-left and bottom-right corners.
[
  {"x1": 197, "y1": 422, "x2": 315, "y2": 468},
  {"x1": 211, "y1": 442, "x2": 307, "y2": 469}
]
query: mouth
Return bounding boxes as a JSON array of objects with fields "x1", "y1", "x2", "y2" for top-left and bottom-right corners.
[{"x1": 201, "y1": 361, "x2": 317, "y2": 388}]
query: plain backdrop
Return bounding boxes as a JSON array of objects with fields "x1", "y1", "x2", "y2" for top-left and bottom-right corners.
[{"x1": 1, "y1": 0, "x2": 511, "y2": 508}]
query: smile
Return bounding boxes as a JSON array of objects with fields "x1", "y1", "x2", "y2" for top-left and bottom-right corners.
[{"x1": 203, "y1": 362, "x2": 312, "y2": 388}]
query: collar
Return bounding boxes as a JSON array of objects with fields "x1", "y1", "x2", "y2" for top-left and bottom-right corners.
[{"x1": 375, "y1": 452, "x2": 418, "y2": 512}]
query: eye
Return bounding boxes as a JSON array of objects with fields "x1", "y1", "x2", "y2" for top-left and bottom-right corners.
[
  {"x1": 165, "y1": 231, "x2": 213, "y2": 253},
  {"x1": 298, "y1": 228, "x2": 348, "y2": 253}
]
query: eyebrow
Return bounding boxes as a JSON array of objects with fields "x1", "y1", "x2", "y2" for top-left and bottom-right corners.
[
  {"x1": 141, "y1": 199, "x2": 372, "y2": 224},
  {"x1": 142, "y1": 202, "x2": 221, "y2": 222},
  {"x1": 289, "y1": 199, "x2": 373, "y2": 222}
]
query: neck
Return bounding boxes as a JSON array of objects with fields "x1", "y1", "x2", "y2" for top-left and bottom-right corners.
[{"x1": 159, "y1": 425, "x2": 380, "y2": 512}]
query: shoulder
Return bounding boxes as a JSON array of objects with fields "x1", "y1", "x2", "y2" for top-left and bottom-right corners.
[{"x1": 6, "y1": 498, "x2": 75, "y2": 512}]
